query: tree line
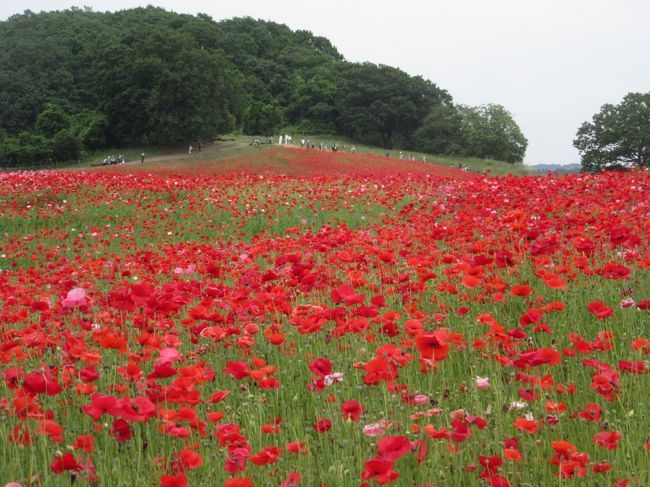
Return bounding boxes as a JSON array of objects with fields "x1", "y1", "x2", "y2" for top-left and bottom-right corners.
[
  {"x1": 573, "y1": 92, "x2": 650, "y2": 172},
  {"x1": 0, "y1": 7, "x2": 528, "y2": 166}
]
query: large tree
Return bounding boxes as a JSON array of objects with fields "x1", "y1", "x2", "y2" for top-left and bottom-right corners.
[
  {"x1": 286, "y1": 71, "x2": 339, "y2": 133},
  {"x1": 242, "y1": 101, "x2": 283, "y2": 135},
  {"x1": 458, "y1": 104, "x2": 527, "y2": 163},
  {"x1": 574, "y1": 92, "x2": 650, "y2": 172},
  {"x1": 336, "y1": 63, "x2": 450, "y2": 148},
  {"x1": 413, "y1": 103, "x2": 464, "y2": 155}
]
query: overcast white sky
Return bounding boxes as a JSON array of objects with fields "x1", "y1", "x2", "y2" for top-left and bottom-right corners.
[{"x1": 3, "y1": 0, "x2": 649, "y2": 165}]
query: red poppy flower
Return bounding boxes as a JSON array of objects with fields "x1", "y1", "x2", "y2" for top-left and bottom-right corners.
[
  {"x1": 160, "y1": 474, "x2": 188, "y2": 487},
  {"x1": 513, "y1": 417, "x2": 539, "y2": 433},
  {"x1": 512, "y1": 348, "x2": 562, "y2": 369},
  {"x1": 377, "y1": 435, "x2": 411, "y2": 461},
  {"x1": 308, "y1": 358, "x2": 332, "y2": 377},
  {"x1": 111, "y1": 419, "x2": 133, "y2": 442},
  {"x1": 478, "y1": 455, "x2": 503, "y2": 479},
  {"x1": 415, "y1": 329, "x2": 449, "y2": 361},
  {"x1": 592, "y1": 462, "x2": 612, "y2": 473},
  {"x1": 278, "y1": 472, "x2": 301, "y2": 487},
  {"x1": 593, "y1": 431, "x2": 622, "y2": 450},
  {"x1": 51, "y1": 452, "x2": 81, "y2": 474},
  {"x1": 250, "y1": 446, "x2": 282, "y2": 466},
  {"x1": 313, "y1": 418, "x2": 332, "y2": 433},
  {"x1": 224, "y1": 479, "x2": 255, "y2": 487},
  {"x1": 223, "y1": 361, "x2": 251, "y2": 380},
  {"x1": 510, "y1": 284, "x2": 532, "y2": 297},
  {"x1": 578, "y1": 402, "x2": 602, "y2": 422},
  {"x1": 23, "y1": 370, "x2": 62, "y2": 396},
  {"x1": 450, "y1": 419, "x2": 472, "y2": 443},
  {"x1": 286, "y1": 442, "x2": 307, "y2": 455},
  {"x1": 503, "y1": 448, "x2": 522, "y2": 461},
  {"x1": 587, "y1": 301, "x2": 613, "y2": 319},
  {"x1": 363, "y1": 358, "x2": 398, "y2": 385},
  {"x1": 82, "y1": 393, "x2": 119, "y2": 421},
  {"x1": 73, "y1": 434, "x2": 96, "y2": 453},
  {"x1": 174, "y1": 449, "x2": 203, "y2": 471},
  {"x1": 341, "y1": 400, "x2": 363, "y2": 422},
  {"x1": 207, "y1": 390, "x2": 230, "y2": 403},
  {"x1": 361, "y1": 457, "x2": 398, "y2": 484}
]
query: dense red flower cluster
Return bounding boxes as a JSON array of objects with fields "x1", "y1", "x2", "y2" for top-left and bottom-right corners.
[{"x1": 0, "y1": 153, "x2": 648, "y2": 486}]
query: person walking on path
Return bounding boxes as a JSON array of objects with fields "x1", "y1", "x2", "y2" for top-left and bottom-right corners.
[
  {"x1": 189, "y1": 144, "x2": 193, "y2": 155},
  {"x1": 140, "y1": 152, "x2": 145, "y2": 164}
]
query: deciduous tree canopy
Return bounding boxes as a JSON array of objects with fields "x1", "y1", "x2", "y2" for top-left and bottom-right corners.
[
  {"x1": 574, "y1": 92, "x2": 650, "y2": 172},
  {"x1": 457, "y1": 104, "x2": 528, "y2": 163}
]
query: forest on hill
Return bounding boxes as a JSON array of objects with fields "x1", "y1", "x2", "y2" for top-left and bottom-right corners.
[{"x1": 0, "y1": 7, "x2": 527, "y2": 166}]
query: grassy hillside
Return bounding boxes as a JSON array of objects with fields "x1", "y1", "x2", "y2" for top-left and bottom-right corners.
[{"x1": 88, "y1": 133, "x2": 529, "y2": 176}]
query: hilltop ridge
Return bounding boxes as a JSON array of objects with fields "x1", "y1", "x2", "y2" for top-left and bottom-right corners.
[{"x1": 0, "y1": 7, "x2": 527, "y2": 168}]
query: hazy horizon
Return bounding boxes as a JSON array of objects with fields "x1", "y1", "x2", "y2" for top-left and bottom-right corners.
[{"x1": 2, "y1": 0, "x2": 649, "y2": 166}]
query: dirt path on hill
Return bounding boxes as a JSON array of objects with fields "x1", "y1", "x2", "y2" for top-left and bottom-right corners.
[
  {"x1": 93, "y1": 141, "x2": 241, "y2": 168},
  {"x1": 135, "y1": 141, "x2": 240, "y2": 164}
]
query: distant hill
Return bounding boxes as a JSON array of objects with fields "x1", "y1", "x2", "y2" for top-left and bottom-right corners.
[
  {"x1": 529, "y1": 163, "x2": 581, "y2": 173},
  {"x1": 0, "y1": 7, "x2": 527, "y2": 168}
]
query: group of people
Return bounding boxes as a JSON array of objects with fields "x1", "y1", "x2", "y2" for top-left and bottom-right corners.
[
  {"x1": 249, "y1": 135, "x2": 440, "y2": 165},
  {"x1": 251, "y1": 135, "x2": 358, "y2": 153},
  {"x1": 398, "y1": 151, "x2": 429, "y2": 162},
  {"x1": 288, "y1": 136, "x2": 358, "y2": 152},
  {"x1": 101, "y1": 152, "x2": 149, "y2": 165},
  {"x1": 399, "y1": 151, "x2": 420, "y2": 161},
  {"x1": 101, "y1": 153, "x2": 126, "y2": 165},
  {"x1": 249, "y1": 137, "x2": 272, "y2": 146}
]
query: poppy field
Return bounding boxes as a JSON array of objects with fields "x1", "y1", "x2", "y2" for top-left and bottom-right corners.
[{"x1": 0, "y1": 149, "x2": 648, "y2": 487}]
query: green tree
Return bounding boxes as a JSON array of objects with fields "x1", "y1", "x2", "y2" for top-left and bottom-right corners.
[
  {"x1": 336, "y1": 63, "x2": 450, "y2": 148},
  {"x1": 574, "y1": 92, "x2": 650, "y2": 172},
  {"x1": 0, "y1": 131, "x2": 50, "y2": 165},
  {"x1": 0, "y1": 8, "x2": 106, "y2": 133},
  {"x1": 413, "y1": 103, "x2": 464, "y2": 155},
  {"x1": 242, "y1": 101, "x2": 283, "y2": 135},
  {"x1": 458, "y1": 104, "x2": 527, "y2": 163},
  {"x1": 69, "y1": 110, "x2": 108, "y2": 150},
  {"x1": 286, "y1": 73, "x2": 339, "y2": 133},
  {"x1": 35, "y1": 103, "x2": 70, "y2": 137},
  {"x1": 96, "y1": 24, "x2": 240, "y2": 145},
  {"x1": 51, "y1": 130, "x2": 81, "y2": 162}
]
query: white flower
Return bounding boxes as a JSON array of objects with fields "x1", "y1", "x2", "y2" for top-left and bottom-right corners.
[
  {"x1": 509, "y1": 401, "x2": 527, "y2": 411},
  {"x1": 324, "y1": 372, "x2": 344, "y2": 386}
]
